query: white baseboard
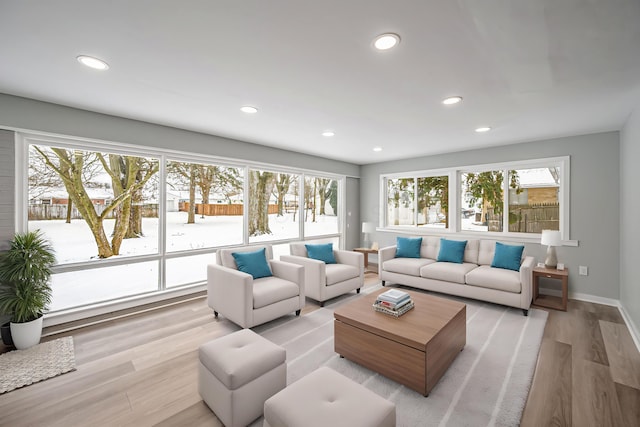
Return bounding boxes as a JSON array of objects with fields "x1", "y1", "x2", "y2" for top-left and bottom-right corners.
[
  {"x1": 617, "y1": 304, "x2": 640, "y2": 353},
  {"x1": 538, "y1": 288, "x2": 640, "y2": 353}
]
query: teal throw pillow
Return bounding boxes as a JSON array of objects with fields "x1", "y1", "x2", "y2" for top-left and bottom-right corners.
[
  {"x1": 491, "y1": 242, "x2": 525, "y2": 271},
  {"x1": 232, "y1": 248, "x2": 273, "y2": 279},
  {"x1": 437, "y1": 239, "x2": 467, "y2": 263},
  {"x1": 395, "y1": 237, "x2": 422, "y2": 258},
  {"x1": 305, "y1": 243, "x2": 337, "y2": 264}
]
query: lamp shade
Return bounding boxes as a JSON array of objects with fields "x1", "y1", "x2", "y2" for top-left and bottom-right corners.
[
  {"x1": 540, "y1": 230, "x2": 561, "y2": 246},
  {"x1": 362, "y1": 222, "x2": 376, "y2": 233}
]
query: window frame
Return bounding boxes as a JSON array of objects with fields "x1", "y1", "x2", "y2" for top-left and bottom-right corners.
[
  {"x1": 379, "y1": 157, "x2": 571, "y2": 244},
  {"x1": 16, "y1": 131, "x2": 347, "y2": 318}
]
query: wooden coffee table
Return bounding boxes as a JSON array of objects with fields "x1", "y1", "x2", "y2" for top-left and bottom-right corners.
[{"x1": 334, "y1": 289, "x2": 466, "y2": 396}]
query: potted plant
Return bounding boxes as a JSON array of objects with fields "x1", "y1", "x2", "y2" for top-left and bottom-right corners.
[{"x1": 0, "y1": 230, "x2": 56, "y2": 350}]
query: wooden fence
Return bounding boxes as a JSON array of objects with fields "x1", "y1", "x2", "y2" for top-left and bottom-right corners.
[
  {"x1": 28, "y1": 203, "x2": 159, "y2": 220},
  {"x1": 181, "y1": 202, "x2": 278, "y2": 216},
  {"x1": 487, "y1": 203, "x2": 559, "y2": 233}
]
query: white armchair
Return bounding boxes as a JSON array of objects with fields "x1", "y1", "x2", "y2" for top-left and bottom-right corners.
[
  {"x1": 207, "y1": 245, "x2": 305, "y2": 328},
  {"x1": 281, "y1": 243, "x2": 363, "y2": 307}
]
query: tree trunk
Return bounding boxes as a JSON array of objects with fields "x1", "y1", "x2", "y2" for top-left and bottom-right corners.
[
  {"x1": 312, "y1": 180, "x2": 317, "y2": 222},
  {"x1": 65, "y1": 197, "x2": 73, "y2": 223},
  {"x1": 188, "y1": 164, "x2": 196, "y2": 224},
  {"x1": 249, "y1": 171, "x2": 275, "y2": 236}
]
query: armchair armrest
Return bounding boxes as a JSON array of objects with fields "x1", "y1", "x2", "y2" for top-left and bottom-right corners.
[
  {"x1": 269, "y1": 260, "x2": 305, "y2": 294},
  {"x1": 270, "y1": 259, "x2": 305, "y2": 308},
  {"x1": 207, "y1": 264, "x2": 253, "y2": 327},
  {"x1": 519, "y1": 256, "x2": 535, "y2": 309},
  {"x1": 333, "y1": 250, "x2": 363, "y2": 269},
  {"x1": 281, "y1": 255, "x2": 325, "y2": 301}
]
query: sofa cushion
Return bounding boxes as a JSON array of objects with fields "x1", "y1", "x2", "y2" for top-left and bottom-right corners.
[
  {"x1": 383, "y1": 257, "x2": 435, "y2": 276},
  {"x1": 465, "y1": 265, "x2": 521, "y2": 293},
  {"x1": 420, "y1": 262, "x2": 478, "y2": 284},
  {"x1": 491, "y1": 242, "x2": 525, "y2": 271},
  {"x1": 252, "y1": 276, "x2": 300, "y2": 309},
  {"x1": 396, "y1": 237, "x2": 422, "y2": 258},
  {"x1": 232, "y1": 248, "x2": 273, "y2": 279},
  {"x1": 325, "y1": 264, "x2": 359, "y2": 286},
  {"x1": 437, "y1": 239, "x2": 467, "y2": 263},
  {"x1": 477, "y1": 240, "x2": 498, "y2": 266},
  {"x1": 420, "y1": 236, "x2": 441, "y2": 260},
  {"x1": 305, "y1": 243, "x2": 337, "y2": 264}
]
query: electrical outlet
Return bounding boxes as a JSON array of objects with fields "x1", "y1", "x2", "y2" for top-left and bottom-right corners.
[{"x1": 579, "y1": 266, "x2": 588, "y2": 276}]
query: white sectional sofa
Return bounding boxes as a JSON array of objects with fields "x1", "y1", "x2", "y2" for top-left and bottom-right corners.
[{"x1": 379, "y1": 237, "x2": 535, "y2": 315}]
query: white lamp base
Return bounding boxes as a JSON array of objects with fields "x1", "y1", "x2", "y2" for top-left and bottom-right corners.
[{"x1": 544, "y1": 245, "x2": 558, "y2": 269}]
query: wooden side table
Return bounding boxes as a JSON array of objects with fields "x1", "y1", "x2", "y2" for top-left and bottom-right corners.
[
  {"x1": 353, "y1": 248, "x2": 378, "y2": 274},
  {"x1": 532, "y1": 266, "x2": 569, "y2": 311}
]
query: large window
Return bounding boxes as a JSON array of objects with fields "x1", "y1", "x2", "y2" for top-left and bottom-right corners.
[
  {"x1": 20, "y1": 134, "x2": 345, "y2": 315},
  {"x1": 304, "y1": 175, "x2": 339, "y2": 237},
  {"x1": 248, "y1": 170, "x2": 300, "y2": 243},
  {"x1": 28, "y1": 145, "x2": 160, "y2": 263},
  {"x1": 166, "y1": 160, "x2": 243, "y2": 251},
  {"x1": 384, "y1": 174, "x2": 449, "y2": 229},
  {"x1": 381, "y1": 157, "x2": 569, "y2": 239}
]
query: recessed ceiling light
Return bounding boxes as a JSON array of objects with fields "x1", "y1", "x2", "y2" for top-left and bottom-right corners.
[
  {"x1": 373, "y1": 33, "x2": 400, "y2": 51},
  {"x1": 76, "y1": 55, "x2": 109, "y2": 70},
  {"x1": 442, "y1": 96, "x2": 463, "y2": 105},
  {"x1": 475, "y1": 127, "x2": 492, "y2": 133},
  {"x1": 322, "y1": 131, "x2": 335, "y2": 137},
  {"x1": 240, "y1": 106, "x2": 258, "y2": 114},
  {"x1": 373, "y1": 147, "x2": 383, "y2": 152}
]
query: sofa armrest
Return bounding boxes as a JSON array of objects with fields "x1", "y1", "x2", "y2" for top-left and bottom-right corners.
[
  {"x1": 207, "y1": 264, "x2": 253, "y2": 327},
  {"x1": 520, "y1": 256, "x2": 535, "y2": 308},
  {"x1": 333, "y1": 249, "x2": 363, "y2": 270},
  {"x1": 379, "y1": 246, "x2": 397, "y2": 272}
]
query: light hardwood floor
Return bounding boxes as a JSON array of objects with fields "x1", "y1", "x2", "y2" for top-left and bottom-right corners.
[{"x1": 1, "y1": 273, "x2": 639, "y2": 427}]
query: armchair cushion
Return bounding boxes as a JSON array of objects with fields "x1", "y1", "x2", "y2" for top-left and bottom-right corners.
[
  {"x1": 305, "y1": 243, "x2": 337, "y2": 264},
  {"x1": 232, "y1": 248, "x2": 273, "y2": 279},
  {"x1": 253, "y1": 276, "x2": 301, "y2": 309},
  {"x1": 325, "y1": 264, "x2": 360, "y2": 286}
]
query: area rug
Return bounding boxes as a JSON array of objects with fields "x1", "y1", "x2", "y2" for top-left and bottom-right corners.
[
  {"x1": 251, "y1": 286, "x2": 548, "y2": 427},
  {"x1": 0, "y1": 336, "x2": 76, "y2": 394}
]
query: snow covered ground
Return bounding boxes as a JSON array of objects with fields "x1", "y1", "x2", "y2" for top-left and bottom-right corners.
[{"x1": 30, "y1": 212, "x2": 338, "y2": 311}]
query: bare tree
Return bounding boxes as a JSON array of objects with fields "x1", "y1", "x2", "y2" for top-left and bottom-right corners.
[
  {"x1": 274, "y1": 174, "x2": 292, "y2": 217},
  {"x1": 249, "y1": 170, "x2": 275, "y2": 236},
  {"x1": 315, "y1": 178, "x2": 331, "y2": 215},
  {"x1": 35, "y1": 146, "x2": 157, "y2": 258}
]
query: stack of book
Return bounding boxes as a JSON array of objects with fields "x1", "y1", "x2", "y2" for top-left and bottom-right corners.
[{"x1": 373, "y1": 289, "x2": 414, "y2": 317}]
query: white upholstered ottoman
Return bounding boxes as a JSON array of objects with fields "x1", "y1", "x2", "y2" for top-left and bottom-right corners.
[
  {"x1": 263, "y1": 367, "x2": 396, "y2": 427},
  {"x1": 198, "y1": 329, "x2": 286, "y2": 427}
]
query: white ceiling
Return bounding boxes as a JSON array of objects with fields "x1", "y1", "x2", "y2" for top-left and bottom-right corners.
[{"x1": 1, "y1": 0, "x2": 639, "y2": 165}]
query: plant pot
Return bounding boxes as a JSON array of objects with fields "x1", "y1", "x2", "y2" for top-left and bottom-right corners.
[
  {"x1": 1, "y1": 321, "x2": 13, "y2": 347},
  {"x1": 10, "y1": 316, "x2": 43, "y2": 350}
]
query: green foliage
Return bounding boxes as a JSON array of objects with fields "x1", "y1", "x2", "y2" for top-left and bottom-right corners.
[
  {"x1": 464, "y1": 170, "x2": 519, "y2": 216},
  {"x1": 0, "y1": 230, "x2": 56, "y2": 323},
  {"x1": 387, "y1": 178, "x2": 414, "y2": 208},
  {"x1": 418, "y1": 176, "x2": 449, "y2": 225}
]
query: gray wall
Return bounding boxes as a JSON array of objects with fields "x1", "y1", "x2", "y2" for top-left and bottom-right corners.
[
  {"x1": 620, "y1": 106, "x2": 640, "y2": 333},
  {"x1": 0, "y1": 93, "x2": 359, "y2": 177},
  {"x1": 0, "y1": 129, "x2": 13, "y2": 326},
  {"x1": 360, "y1": 132, "x2": 620, "y2": 300},
  {"x1": 345, "y1": 177, "x2": 361, "y2": 250},
  {"x1": 0, "y1": 129, "x2": 14, "y2": 251}
]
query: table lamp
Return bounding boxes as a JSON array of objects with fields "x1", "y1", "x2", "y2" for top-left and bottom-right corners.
[
  {"x1": 540, "y1": 230, "x2": 561, "y2": 269},
  {"x1": 362, "y1": 222, "x2": 376, "y2": 249}
]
